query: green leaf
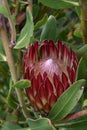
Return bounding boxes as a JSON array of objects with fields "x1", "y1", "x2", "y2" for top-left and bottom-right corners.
[
  {"x1": 33, "y1": 4, "x2": 39, "y2": 20},
  {"x1": 0, "y1": 62, "x2": 9, "y2": 77},
  {"x1": 74, "y1": 23, "x2": 82, "y2": 38},
  {"x1": 0, "y1": 3, "x2": 9, "y2": 17},
  {"x1": 39, "y1": 0, "x2": 79, "y2": 9},
  {"x1": 7, "y1": 88, "x2": 18, "y2": 109},
  {"x1": 74, "y1": 29, "x2": 82, "y2": 38},
  {"x1": 1, "y1": 121, "x2": 22, "y2": 130},
  {"x1": 57, "y1": 115, "x2": 87, "y2": 130},
  {"x1": 15, "y1": 7, "x2": 34, "y2": 49},
  {"x1": 77, "y1": 44, "x2": 87, "y2": 60},
  {"x1": 83, "y1": 99, "x2": 87, "y2": 107},
  {"x1": 0, "y1": 38, "x2": 5, "y2": 54},
  {"x1": 34, "y1": 14, "x2": 48, "y2": 30},
  {"x1": 7, "y1": 79, "x2": 18, "y2": 109},
  {"x1": 0, "y1": 53, "x2": 6, "y2": 61},
  {"x1": 12, "y1": 80, "x2": 31, "y2": 89},
  {"x1": 76, "y1": 58, "x2": 87, "y2": 80},
  {"x1": 16, "y1": 128, "x2": 30, "y2": 130},
  {"x1": 7, "y1": 79, "x2": 31, "y2": 108},
  {"x1": 40, "y1": 15, "x2": 57, "y2": 42},
  {"x1": 0, "y1": 38, "x2": 6, "y2": 61},
  {"x1": 27, "y1": 118, "x2": 56, "y2": 130},
  {"x1": 6, "y1": 113, "x2": 18, "y2": 122},
  {"x1": 75, "y1": 6, "x2": 81, "y2": 18},
  {"x1": 48, "y1": 79, "x2": 85, "y2": 121},
  {"x1": 77, "y1": 44, "x2": 87, "y2": 56}
]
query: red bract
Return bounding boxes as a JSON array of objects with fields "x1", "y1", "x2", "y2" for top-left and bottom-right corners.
[{"x1": 23, "y1": 40, "x2": 78, "y2": 114}]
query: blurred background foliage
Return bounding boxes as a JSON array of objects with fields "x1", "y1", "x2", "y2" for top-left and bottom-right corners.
[{"x1": 0, "y1": 0, "x2": 87, "y2": 130}]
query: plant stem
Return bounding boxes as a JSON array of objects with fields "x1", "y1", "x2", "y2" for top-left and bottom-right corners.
[
  {"x1": 0, "y1": 17, "x2": 29, "y2": 119},
  {"x1": 62, "y1": 109, "x2": 87, "y2": 121},
  {"x1": 28, "y1": 0, "x2": 33, "y2": 13},
  {"x1": 16, "y1": 12, "x2": 26, "y2": 25},
  {"x1": 80, "y1": 0, "x2": 87, "y2": 44},
  {"x1": 3, "y1": 0, "x2": 16, "y2": 47}
]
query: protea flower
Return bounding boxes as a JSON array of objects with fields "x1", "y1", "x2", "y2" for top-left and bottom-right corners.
[{"x1": 23, "y1": 40, "x2": 78, "y2": 114}]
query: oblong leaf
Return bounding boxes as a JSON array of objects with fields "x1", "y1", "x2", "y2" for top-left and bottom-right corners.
[
  {"x1": 77, "y1": 44, "x2": 87, "y2": 59},
  {"x1": 40, "y1": 15, "x2": 57, "y2": 42},
  {"x1": 1, "y1": 121, "x2": 22, "y2": 130},
  {"x1": 15, "y1": 7, "x2": 34, "y2": 49},
  {"x1": 27, "y1": 118, "x2": 56, "y2": 130},
  {"x1": 0, "y1": 3, "x2": 9, "y2": 17},
  {"x1": 76, "y1": 58, "x2": 86, "y2": 80},
  {"x1": 12, "y1": 80, "x2": 31, "y2": 89},
  {"x1": 48, "y1": 79, "x2": 85, "y2": 121},
  {"x1": 39, "y1": 0, "x2": 79, "y2": 9},
  {"x1": 34, "y1": 14, "x2": 48, "y2": 30}
]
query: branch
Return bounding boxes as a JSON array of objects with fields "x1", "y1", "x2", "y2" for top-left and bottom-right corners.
[
  {"x1": 62, "y1": 109, "x2": 87, "y2": 121},
  {"x1": 16, "y1": 12, "x2": 26, "y2": 25},
  {"x1": 80, "y1": 0, "x2": 87, "y2": 44},
  {"x1": 3, "y1": 0, "x2": 16, "y2": 47},
  {"x1": 28, "y1": 0, "x2": 33, "y2": 13},
  {"x1": 0, "y1": 16, "x2": 29, "y2": 118},
  {"x1": 16, "y1": 0, "x2": 33, "y2": 25}
]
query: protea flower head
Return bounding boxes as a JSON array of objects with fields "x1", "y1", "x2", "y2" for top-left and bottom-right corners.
[{"x1": 23, "y1": 40, "x2": 78, "y2": 114}]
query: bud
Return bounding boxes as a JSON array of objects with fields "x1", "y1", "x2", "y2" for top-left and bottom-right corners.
[{"x1": 23, "y1": 40, "x2": 78, "y2": 114}]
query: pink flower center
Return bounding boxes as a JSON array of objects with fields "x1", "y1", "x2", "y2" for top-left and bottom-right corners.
[{"x1": 34, "y1": 57, "x2": 68, "y2": 81}]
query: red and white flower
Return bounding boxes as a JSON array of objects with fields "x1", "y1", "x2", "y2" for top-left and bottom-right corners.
[{"x1": 23, "y1": 40, "x2": 78, "y2": 114}]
